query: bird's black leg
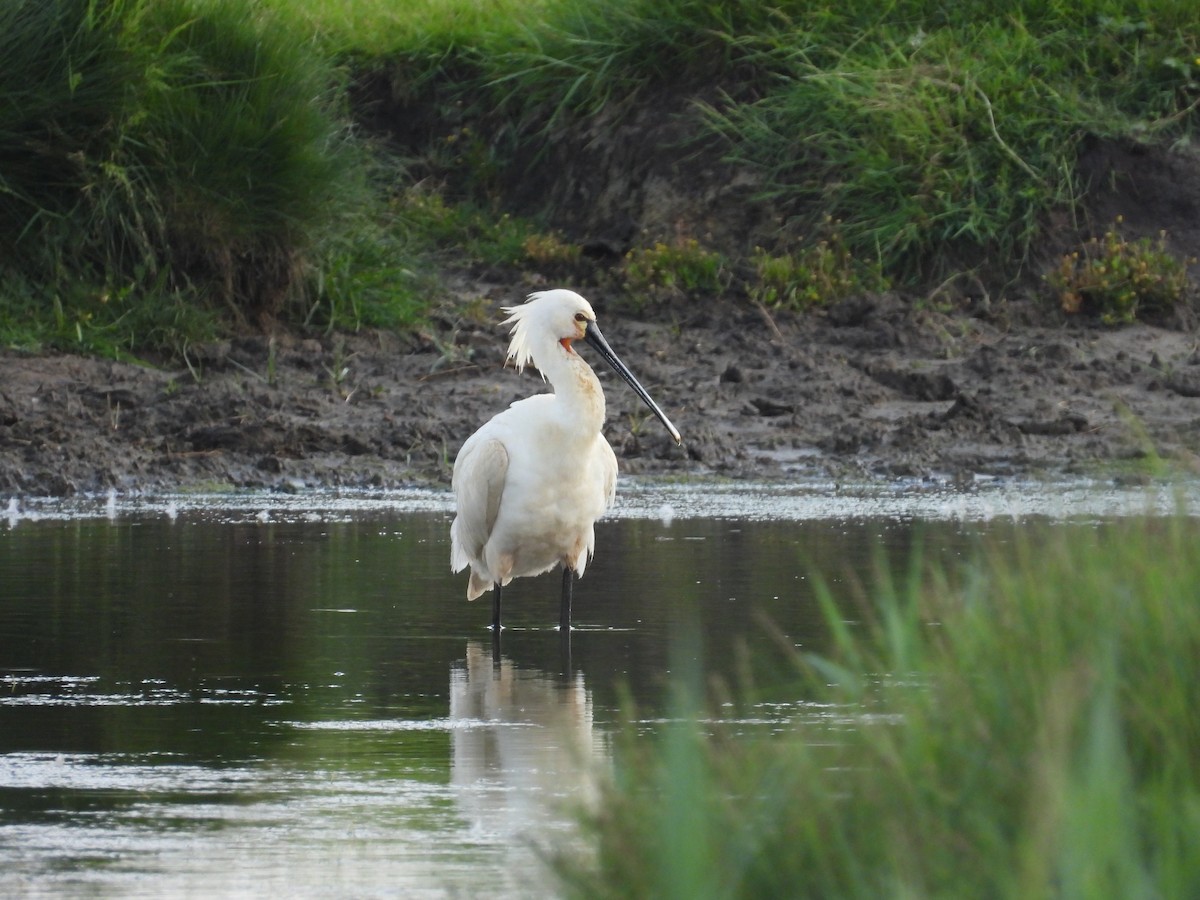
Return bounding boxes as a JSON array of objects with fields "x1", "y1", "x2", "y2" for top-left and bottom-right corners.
[
  {"x1": 559, "y1": 566, "x2": 574, "y2": 632},
  {"x1": 558, "y1": 622, "x2": 572, "y2": 674},
  {"x1": 491, "y1": 583, "x2": 502, "y2": 632}
]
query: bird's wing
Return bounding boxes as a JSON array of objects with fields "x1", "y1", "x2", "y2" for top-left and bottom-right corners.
[
  {"x1": 600, "y1": 439, "x2": 618, "y2": 511},
  {"x1": 450, "y1": 437, "x2": 509, "y2": 573}
]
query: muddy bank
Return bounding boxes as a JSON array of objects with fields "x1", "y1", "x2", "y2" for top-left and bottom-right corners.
[
  {"x1": 6, "y1": 76, "x2": 1200, "y2": 499},
  {"x1": 2, "y1": 288, "x2": 1198, "y2": 497}
]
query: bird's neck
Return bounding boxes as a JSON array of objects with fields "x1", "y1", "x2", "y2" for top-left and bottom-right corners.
[{"x1": 546, "y1": 352, "x2": 606, "y2": 435}]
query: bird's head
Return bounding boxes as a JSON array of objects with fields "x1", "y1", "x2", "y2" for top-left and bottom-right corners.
[
  {"x1": 502, "y1": 289, "x2": 596, "y2": 375},
  {"x1": 500, "y1": 289, "x2": 682, "y2": 445}
]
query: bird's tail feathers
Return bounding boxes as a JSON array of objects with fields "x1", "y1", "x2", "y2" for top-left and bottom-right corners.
[{"x1": 466, "y1": 570, "x2": 492, "y2": 602}]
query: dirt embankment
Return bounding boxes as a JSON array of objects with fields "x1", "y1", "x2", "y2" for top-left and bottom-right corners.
[
  {"x1": 3, "y1": 128, "x2": 1200, "y2": 496},
  {"x1": 2, "y1": 284, "x2": 1198, "y2": 497}
]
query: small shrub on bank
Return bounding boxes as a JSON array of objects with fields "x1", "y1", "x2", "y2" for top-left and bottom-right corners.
[
  {"x1": 394, "y1": 188, "x2": 585, "y2": 275},
  {"x1": 750, "y1": 222, "x2": 887, "y2": 310},
  {"x1": 1049, "y1": 219, "x2": 1193, "y2": 324},
  {"x1": 622, "y1": 239, "x2": 726, "y2": 300},
  {"x1": 522, "y1": 232, "x2": 583, "y2": 269}
]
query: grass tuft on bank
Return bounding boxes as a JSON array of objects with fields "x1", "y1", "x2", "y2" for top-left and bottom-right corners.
[
  {"x1": 0, "y1": 0, "x2": 422, "y2": 359},
  {"x1": 555, "y1": 515, "x2": 1200, "y2": 898}
]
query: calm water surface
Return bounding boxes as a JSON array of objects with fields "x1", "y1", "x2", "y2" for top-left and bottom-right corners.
[{"x1": 0, "y1": 480, "x2": 1194, "y2": 897}]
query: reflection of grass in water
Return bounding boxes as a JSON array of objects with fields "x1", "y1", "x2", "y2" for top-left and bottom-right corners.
[{"x1": 558, "y1": 515, "x2": 1200, "y2": 898}]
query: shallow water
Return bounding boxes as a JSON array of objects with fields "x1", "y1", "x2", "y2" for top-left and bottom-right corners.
[{"x1": 1, "y1": 479, "x2": 1195, "y2": 897}]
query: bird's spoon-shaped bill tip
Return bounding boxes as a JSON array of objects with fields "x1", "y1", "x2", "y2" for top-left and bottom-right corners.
[{"x1": 584, "y1": 322, "x2": 682, "y2": 444}]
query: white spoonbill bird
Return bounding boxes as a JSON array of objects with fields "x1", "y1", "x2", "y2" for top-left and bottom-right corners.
[{"x1": 450, "y1": 289, "x2": 681, "y2": 631}]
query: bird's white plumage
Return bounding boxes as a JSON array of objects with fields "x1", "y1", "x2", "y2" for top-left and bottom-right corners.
[
  {"x1": 451, "y1": 290, "x2": 618, "y2": 602},
  {"x1": 498, "y1": 297, "x2": 557, "y2": 376}
]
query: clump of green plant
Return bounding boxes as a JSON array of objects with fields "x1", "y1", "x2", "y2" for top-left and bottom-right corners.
[
  {"x1": 393, "y1": 187, "x2": 579, "y2": 273},
  {"x1": 305, "y1": 209, "x2": 430, "y2": 334},
  {"x1": 1049, "y1": 219, "x2": 1193, "y2": 324},
  {"x1": 751, "y1": 224, "x2": 886, "y2": 310},
  {"x1": 521, "y1": 232, "x2": 582, "y2": 269},
  {"x1": 622, "y1": 238, "x2": 725, "y2": 299},
  {"x1": 394, "y1": 190, "x2": 514, "y2": 262},
  {"x1": 0, "y1": 268, "x2": 219, "y2": 360},
  {"x1": 557, "y1": 515, "x2": 1200, "y2": 898}
]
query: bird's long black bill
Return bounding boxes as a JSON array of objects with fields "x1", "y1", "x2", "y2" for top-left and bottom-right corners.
[{"x1": 584, "y1": 322, "x2": 682, "y2": 444}]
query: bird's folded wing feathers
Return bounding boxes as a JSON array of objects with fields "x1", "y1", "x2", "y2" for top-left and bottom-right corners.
[
  {"x1": 601, "y1": 440, "x2": 618, "y2": 510},
  {"x1": 450, "y1": 438, "x2": 509, "y2": 572}
]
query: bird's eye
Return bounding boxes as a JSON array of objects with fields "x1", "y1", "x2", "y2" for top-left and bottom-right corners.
[{"x1": 573, "y1": 312, "x2": 587, "y2": 323}]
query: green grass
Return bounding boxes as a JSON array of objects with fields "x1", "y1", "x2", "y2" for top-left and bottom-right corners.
[
  {"x1": 290, "y1": 0, "x2": 1200, "y2": 290},
  {"x1": 0, "y1": 0, "x2": 418, "y2": 358},
  {"x1": 556, "y1": 515, "x2": 1200, "y2": 898},
  {"x1": 280, "y1": 0, "x2": 555, "y2": 58},
  {"x1": 4, "y1": 0, "x2": 1199, "y2": 357},
  {"x1": 131, "y1": 0, "x2": 358, "y2": 314},
  {"x1": 701, "y1": 8, "x2": 1200, "y2": 280}
]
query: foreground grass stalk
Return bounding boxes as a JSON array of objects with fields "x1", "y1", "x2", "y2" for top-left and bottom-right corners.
[{"x1": 558, "y1": 516, "x2": 1200, "y2": 898}]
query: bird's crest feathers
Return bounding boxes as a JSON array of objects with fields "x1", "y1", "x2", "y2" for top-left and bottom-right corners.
[
  {"x1": 501, "y1": 289, "x2": 594, "y2": 378},
  {"x1": 500, "y1": 300, "x2": 540, "y2": 377}
]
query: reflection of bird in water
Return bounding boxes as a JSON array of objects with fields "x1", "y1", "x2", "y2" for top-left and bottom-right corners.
[
  {"x1": 449, "y1": 641, "x2": 607, "y2": 863},
  {"x1": 450, "y1": 289, "x2": 681, "y2": 631}
]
